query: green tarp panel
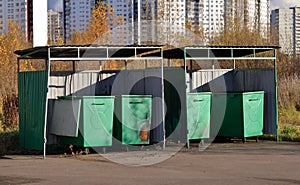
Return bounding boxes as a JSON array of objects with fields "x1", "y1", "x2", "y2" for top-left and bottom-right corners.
[
  {"x1": 18, "y1": 70, "x2": 48, "y2": 150},
  {"x1": 60, "y1": 96, "x2": 114, "y2": 147},
  {"x1": 187, "y1": 93, "x2": 211, "y2": 140},
  {"x1": 114, "y1": 95, "x2": 152, "y2": 145},
  {"x1": 211, "y1": 91, "x2": 264, "y2": 138}
]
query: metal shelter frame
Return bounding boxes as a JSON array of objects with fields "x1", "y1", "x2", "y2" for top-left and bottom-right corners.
[
  {"x1": 183, "y1": 46, "x2": 279, "y2": 145},
  {"x1": 15, "y1": 45, "x2": 279, "y2": 159},
  {"x1": 16, "y1": 45, "x2": 165, "y2": 158}
]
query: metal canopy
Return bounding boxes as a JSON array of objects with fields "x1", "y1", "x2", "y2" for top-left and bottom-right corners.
[
  {"x1": 184, "y1": 46, "x2": 279, "y2": 60},
  {"x1": 15, "y1": 45, "x2": 280, "y2": 158},
  {"x1": 15, "y1": 45, "x2": 280, "y2": 61},
  {"x1": 15, "y1": 45, "x2": 163, "y2": 61},
  {"x1": 15, "y1": 45, "x2": 165, "y2": 159},
  {"x1": 141, "y1": 46, "x2": 280, "y2": 60},
  {"x1": 183, "y1": 45, "x2": 279, "y2": 145}
]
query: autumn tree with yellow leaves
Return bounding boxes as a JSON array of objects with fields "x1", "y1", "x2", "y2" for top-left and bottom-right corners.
[
  {"x1": 0, "y1": 21, "x2": 31, "y2": 131},
  {"x1": 0, "y1": 21, "x2": 31, "y2": 95},
  {"x1": 65, "y1": 2, "x2": 125, "y2": 70},
  {"x1": 68, "y1": 2, "x2": 124, "y2": 45}
]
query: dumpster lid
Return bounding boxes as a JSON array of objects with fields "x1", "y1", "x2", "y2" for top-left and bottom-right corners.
[
  {"x1": 212, "y1": 91, "x2": 265, "y2": 95},
  {"x1": 117, "y1": 95, "x2": 152, "y2": 98},
  {"x1": 58, "y1": 96, "x2": 115, "y2": 100},
  {"x1": 188, "y1": 92, "x2": 212, "y2": 95}
]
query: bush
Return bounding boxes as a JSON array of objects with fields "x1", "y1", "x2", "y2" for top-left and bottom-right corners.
[
  {"x1": 278, "y1": 74, "x2": 300, "y2": 109},
  {"x1": 1, "y1": 94, "x2": 18, "y2": 131},
  {"x1": 0, "y1": 131, "x2": 19, "y2": 156},
  {"x1": 279, "y1": 124, "x2": 300, "y2": 142}
]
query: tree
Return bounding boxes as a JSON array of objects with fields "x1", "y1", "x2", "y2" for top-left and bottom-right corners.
[
  {"x1": 68, "y1": 2, "x2": 124, "y2": 45},
  {"x1": 210, "y1": 17, "x2": 277, "y2": 47},
  {"x1": 0, "y1": 21, "x2": 31, "y2": 95},
  {"x1": 56, "y1": 37, "x2": 64, "y2": 46},
  {"x1": 0, "y1": 21, "x2": 31, "y2": 130}
]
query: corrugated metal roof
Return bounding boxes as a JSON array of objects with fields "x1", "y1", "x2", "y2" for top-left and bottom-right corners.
[
  {"x1": 186, "y1": 45, "x2": 280, "y2": 49},
  {"x1": 15, "y1": 45, "x2": 164, "y2": 59},
  {"x1": 15, "y1": 45, "x2": 280, "y2": 59},
  {"x1": 163, "y1": 46, "x2": 280, "y2": 59}
]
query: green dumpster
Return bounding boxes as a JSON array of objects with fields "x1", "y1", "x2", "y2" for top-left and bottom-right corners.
[
  {"x1": 211, "y1": 91, "x2": 264, "y2": 139},
  {"x1": 113, "y1": 95, "x2": 152, "y2": 145},
  {"x1": 59, "y1": 96, "x2": 114, "y2": 147},
  {"x1": 187, "y1": 93, "x2": 211, "y2": 140}
]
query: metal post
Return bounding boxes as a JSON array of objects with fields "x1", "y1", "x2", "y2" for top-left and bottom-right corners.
[
  {"x1": 99, "y1": 61, "x2": 103, "y2": 82},
  {"x1": 234, "y1": 59, "x2": 236, "y2": 69},
  {"x1": 161, "y1": 50, "x2": 165, "y2": 150},
  {"x1": 145, "y1": 59, "x2": 148, "y2": 69},
  {"x1": 72, "y1": 61, "x2": 76, "y2": 72},
  {"x1": 138, "y1": 0, "x2": 141, "y2": 45},
  {"x1": 106, "y1": 48, "x2": 109, "y2": 59},
  {"x1": 189, "y1": 59, "x2": 193, "y2": 92},
  {"x1": 231, "y1": 49, "x2": 236, "y2": 69},
  {"x1": 132, "y1": 0, "x2": 135, "y2": 44},
  {"x1": 185, "y1": 48, "x2": 190, "y2": 149},
  {"x1": 274, "y1": 49, "x2": 279, "y2": 142},
  {"x1": 43, "y1": 48, "x2": 51, "y2": 159}
]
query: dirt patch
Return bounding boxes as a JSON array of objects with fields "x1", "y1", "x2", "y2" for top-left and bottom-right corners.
[{"x1": 0, "y1": 176, "x2": 42, "y2": 185}]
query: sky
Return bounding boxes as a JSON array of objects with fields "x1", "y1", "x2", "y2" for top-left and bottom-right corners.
[
  {"x1": 48, "y1": 0, "x2": 63, "y2": 12},
  {"x1": 271, "y1": 0, "x2": 300, "y2": 10},
  {"x1": 47, "y1": 0, "x2": 300, "y2": 12}
]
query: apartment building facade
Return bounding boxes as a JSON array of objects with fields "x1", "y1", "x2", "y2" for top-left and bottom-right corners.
[
  {"x1": 105, "y1": 0, "x2": 186, "y2": 45},
  {"x1": 271, "y1": 7, "x2": 300, "y2": 56},
  {"x1": 187, "y1": 0, "x2": 225, "y2": 39},
  {"x1": 48, "y1": 9, "x2": 64, "y2": 44},
  {"x1": 0, "y1": 0, "x2": 27, "y2": 35},
  {"x1": 63, "y1": 0, "x2": 96, "y2": 41},
  {"x1": 224, "y1": 0, "x2": 270, "y2": 38}
]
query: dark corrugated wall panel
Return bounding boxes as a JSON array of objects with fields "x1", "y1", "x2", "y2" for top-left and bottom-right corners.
[
  {"x1": 164, "y1": 69, "x2": 187, "y2": 143},
  {"x1": 98, "y1": 68, "x2": 187, "y2": 143},
  {"x1": 192, "y1": 69, "x2": 277, "y2": 135},
  {"x1": 233, "y1": 69, "x2": 276, "y2": 134},
  {"x1": 18, "y1": 70, "x2": 48, "y2": 150}
]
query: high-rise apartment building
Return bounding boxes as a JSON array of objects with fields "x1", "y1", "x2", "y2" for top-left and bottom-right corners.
[
  {"x1": 61, "y1": 0, "x2": 270, "y2": 45},
  {"x1": 105, "y1": 0, "x2": 133, "y2": 45},
  {"x1": 224, "y1": 0, "x2": 270, "y2": 38},
  {"x1": 134, "y1": 0, "x2": 157, "y2": 44},
  {"x1": 257, "y1": 0, "x2": 270, "y2": 37},
  {"x1": 48, "y1": 9, "x2": 64, "y2": 44},
  {"x1": 292, "y1": 7, "x2": 300, "y2": 56},
  {"x1": 0, "y1": 0, "x2": 27, "y2": 35},
  {"x1": 187, "y1": 0, "x2": 225, "y2": 39},
  {"x1": 157, "y1": 0, "x2": 186, "y2": 33},
  {"x1": 106, "y1": 0, "x2": 185, "y2": 45},
  {"x1": 186, "y1": 0, "x2": 270, "y2": 40},
  {"x1": 0, "y1": 0, "x2": 48, "y2": 46},
  {"x1": 64, "y1": 0, "x2": 96, "y2": 41},
  {"x1": 27, "y1": 0, "x2": 33, "y2": 40},
  {"x1": 271, "y1": 7, "x2": 300, "y2": 56}
]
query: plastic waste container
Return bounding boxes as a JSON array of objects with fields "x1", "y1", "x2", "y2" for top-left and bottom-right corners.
[
  {"x1": 113, "y1": 95, "x2": 152, "y2": 145},
  {"x1": 211, "y1": 91, "x2": 264, "y2": 139},
  {"x1": 58, "y1": 96, "x2": 115, "y2": 147},
  {"x1": 187, "y1": 92, "x2": 211, "y2": 140}
]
